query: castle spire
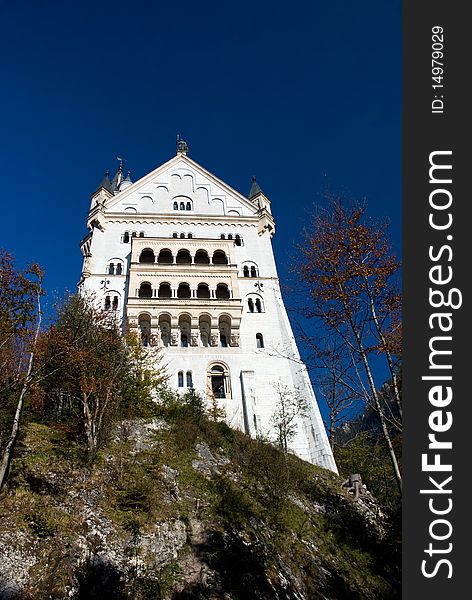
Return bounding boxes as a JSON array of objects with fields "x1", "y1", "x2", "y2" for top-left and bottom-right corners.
[
  {"x1": 110, "y1": 157, "x2": 125, "y2": 193},
  {"x1": 248, "y1": 176, "x2": 263, "y2": 199}
]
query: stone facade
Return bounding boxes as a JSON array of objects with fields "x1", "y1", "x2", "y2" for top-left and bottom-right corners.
[{"x1": 79, "y1": 150, "x2": 337, "y2": 472}]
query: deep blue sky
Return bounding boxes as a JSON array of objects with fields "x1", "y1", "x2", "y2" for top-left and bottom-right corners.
[{"x1": 1, "y1": 0, "x2": 401, "y2": 398}]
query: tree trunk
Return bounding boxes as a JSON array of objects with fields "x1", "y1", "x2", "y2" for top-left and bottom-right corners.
[{"x1": 366, "y1": 283, "x2": 402, "y2": 419}]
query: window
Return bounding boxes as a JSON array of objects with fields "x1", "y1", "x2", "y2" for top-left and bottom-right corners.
[
  {"x1": 104, "y1": 295, "x2": 111, "y2": 310},
  {"x1": 158, "y1": 282, "x2": 172, "y2": 298},
  {"x1": 116, "y1": 263, "x2": 122, "y2": 275},
  {"x1": 188, "y1": 233, "x2": 193, "y2": 239},
  {"x1": 180, "y1": 202, "x2": 185, "y2": 210},
  {"x1": 220, "y1": 334, "x2": 228, "y2": 348},
  {"x1": 250, "y1": 266, "x2": 257, "y2": 278},
  {"x1": 158, "y1": 249, "x2": 173, "y2": 264},
  {"x1": 216, "y1": 283, "x2": 230, "y2": 299},
  {"x1": 220, "y1": 234, "x2": 226, "y2": 239},
  {"x1": 173, "y1": 202, "x2": 178, "y2": 210},
  {"x1": 178, "y1": 371, "x2": 184, "y2": 387},
  {"x1": 243, "y1": 266, "x2": 249, "y2": 278},
  {"x1": 212, "y1": 250, "x2": 228, "y2": 265},
  {"x1": 197, "y1": 283, "x2": 210, "y2": 299},
  {"x1": 112, "y1": 296, "x2": 118, "y2": 311},
  {"x1": 207, "y1": 363, "x2": 231, "y2": 399},
  {"x1": 138, "y1": 282, "x2": 152, "y2": 298},
  {"x1": 139, "y1": 314, "x2": 151, "y2": 347},
  {"x1": 186, "y1": 202, "x2": 191, "y2": 211},
  {"x1": 132, "y1": 232, "x2": 137, "y2": 238},
  {"x1": 227, "y1": 234, "x2": 233, "y2": 240},
  {"x1": 139, "y1": 232, "x2": 145, "y2": 238},
  {"x1": 139, "y1": 248, "x2": 155, "y2": 263},
  {"x1": 177, "y1": 283, "x2": 191, "y2": 299},
  {"x1": 248, "y1": 298, "x2": 254, "y2": 313},
  {"x1": 159, "y1": 314, "x2": 171, "y2": 347},
  {"x1": 255, "y1": 298, "x2": 262, "y2": 313},
  {"x1": 181, "y1": 334, "x2": 189, "y2": 347},
  {"x1": 172, "y1": 233, "x2": 178, "y2": 238},
  {"x1": 256, "y1": 333, "x2": 264, "y2": 348},
  {"x1": 235, "y1": 234, "x2": 242, "y2": 246},
  {"x1": 108, "y1": 263, "x2": 115, "y2": 275},
  {"x1": 176, "y1": 249, "x2": 191, "y2": 264},
  {"x1": 123, "y1": 232, "x2": 130, "y2": 243},
  {"x1": 195, "y1": 250, "x2": 210, "y2": 265},
  {"x1": 180, "y1": 233, "x2": 185, "y2": 239},
  {"x1": 186, "y1": 371, "x2": 193, "y2": 387}
]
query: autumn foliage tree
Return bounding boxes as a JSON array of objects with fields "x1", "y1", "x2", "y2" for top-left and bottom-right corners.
[
  {"x1": 295, "y1": 198, "x2": 402, "y2": 492},
  {"x1": 36, "y1": 294, "x2": 164, "y2": 456},
  {"x1": 0, "y1": 250, "x2": 44, "y2": 492}
]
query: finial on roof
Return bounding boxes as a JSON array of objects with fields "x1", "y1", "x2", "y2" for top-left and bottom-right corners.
[
  {"x1": 110, "y1": 156, "x2": 126, "y2": 193},
  {"x1": 248, "y1": 176, "x2": 263, "y2": 199},
  {"x1": 176, "y1": 134, "x2": 189, "y2": 155}
]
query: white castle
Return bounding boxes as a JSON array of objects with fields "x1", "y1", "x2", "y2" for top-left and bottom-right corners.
[{"x1": 79, "y1": 141, "x2": 336, "y2": 472}]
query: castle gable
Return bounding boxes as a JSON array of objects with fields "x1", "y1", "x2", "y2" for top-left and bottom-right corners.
[{"x1": 104, "y1": 155, "x2": 258, "y2": 218}]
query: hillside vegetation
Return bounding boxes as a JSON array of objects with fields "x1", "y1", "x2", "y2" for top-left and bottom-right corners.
[{"x1": 0, "y1": 390, "x2": 400, "y2": 600}]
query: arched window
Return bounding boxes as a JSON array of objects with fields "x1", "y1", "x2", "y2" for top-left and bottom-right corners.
[
  {"x1": 212, "y1": 250, "x2": 228, "y2": 265},
  {"x1": 235, "y1": 234, "x2": 242, "y2": 246},
  {"x1": 180, "y1": 233, "x2": 185, "y2": 239},
  {"x1": 178, "y1": 371, "x2": 184, "y2": 387},
  {"x1": 197, "y1": 283, "x2": 210, "y2": 299},
  {"x1": 104, "y1": 295, "x2": 111, "y2": 310},
  {"x1": 186, "y1": 371, "x2": 193, "y2": 388},
  {"x1": 199, "y1": 314, "x2": 211, "y2": 347},
  {"x1": 188, "y1": 233, "x2": 193, "y2": 239},
  {"x1": 216, "y1": 283, "x2": 230, "y2": 299},
  {"x1": 139, "y1": 232, "x2": 145, "y2": 238},
  {"x1": 176, "y1": 249, "x2": 191, "y2": 264},
  {"x1": 186, "y1": 202, "x2": 191, "y2": 211},
  {"x1": 180, "y1": 202, "x2": 185, "y2": 210},
  {"x1": 108, "y1": 263, "x2": 115, "y2": 275},
  {"x1": 158, "y1": 249, "x2": 173, "y2": 264},
  {"x1": 220, "y1": 234, "x2": 226, "y2": 239},
  {"x1": 159, "y1": 314, "x2": 171, "y2": 347},
  {"x1": 158, "y1": 282, "x2": 172, "y2": 298},
  {"x1": 177, "y1": 283, "x2": 191, "y2": 299},
  {"x1": 132, "y1": 232, "x2": 137, "y2": 238},
  {"x1": 207, "y1": 363, "x2": 230, "y2": 399},
  {"x1": 255, "y1": 298, "x2": 262, "y2": 313},
  {"x1": 123, "y1": 232, "x2": 130, "y2": 243},
  {"x1": 139, "y1": 314, "x2": 151, "y2": 347},
  {"x1": 218, "y1": 315, "x2": 231, "y2": 348},
  {"x1": 139, "y1": 248, "x2": 155, "y2": 263},
  {"x1": 112, "y1": 296, "x2": 118, "y2": 311},
  {"x1": 173, "y1": 202, "x2": 178, "y2": 210},
  {"x1": 194, "y1": 250, "x2": 210, "y2": 265},
  {"x1": 250, "y1": 266, "x2": 258, "y2": 278},
  {"x1": 227, "y1": 234, "x2": 233, "y2": 240},
  {"x1": 181, "y1": 334, "x2": 189, "y2": 347},
  {"x1": 116, "y1": 263, "x2": 122, "y2": 275},
  {"x1": 248, "y1": 298, "x2": 254, "y2": 313},
  {"x1": 138, "y1": 282, "x2": 152, "y2": 298},
  {"x1": 243, "y1": 266, "x2": 249, "y2": 278},
  {"x1": 256, "y1": 333, "x2": 264, "y2": 348},
  {"x1": 172, "y1": 233, "x2": 178, "y2": 238}
]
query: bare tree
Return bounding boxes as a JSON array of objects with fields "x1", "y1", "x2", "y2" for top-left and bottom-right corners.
[
  {"x1": 270, "y1": 382, "x2": 308, "y2": 454},
  {"x1": 294, "y1": 197, "x2": 402, "y2": 492}
]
